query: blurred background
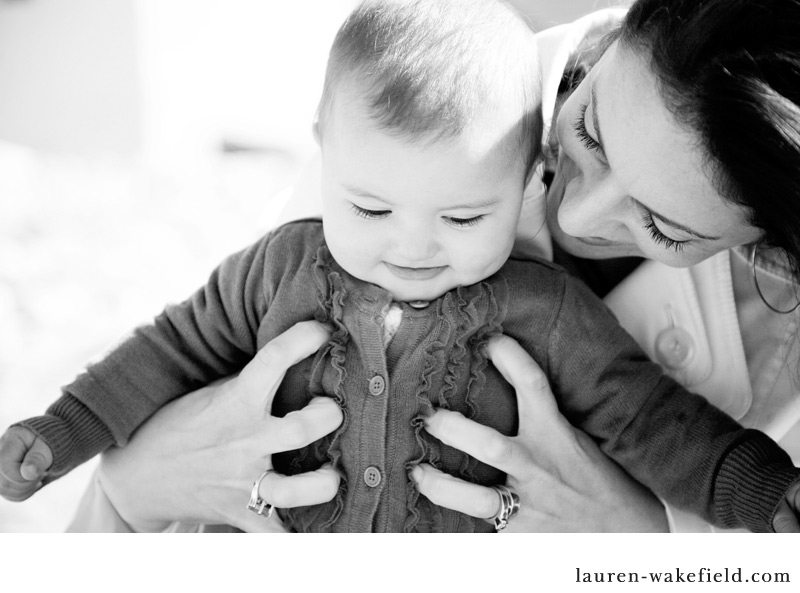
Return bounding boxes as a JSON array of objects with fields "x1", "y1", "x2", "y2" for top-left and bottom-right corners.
[{"x1": 0, "y1": 0, "x2": 629, "y2": 532}]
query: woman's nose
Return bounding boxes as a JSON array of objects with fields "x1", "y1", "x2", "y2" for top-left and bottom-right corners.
[{"x1": 558, "y1": 173, "x2": 627, "y2": 239}]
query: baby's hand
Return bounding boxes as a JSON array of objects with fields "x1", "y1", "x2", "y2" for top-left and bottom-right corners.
[
  {"x1": 772, "y1": 480, "x2": 800, "y2": 532},
  {"x1": 0, "y1": 426, "x2": 53, "y2": 501}
]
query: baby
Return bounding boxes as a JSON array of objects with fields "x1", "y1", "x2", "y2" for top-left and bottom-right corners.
[{"x1": 2, "y1": 0, "x2": 799, "y2": 532}]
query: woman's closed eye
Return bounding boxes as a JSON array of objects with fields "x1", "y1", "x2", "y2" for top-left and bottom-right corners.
[
  {"x1": 350, "y1": 204, "x2": 391, "y2": 220},
  {"x1": 574, "y1": 103, "x2": 605, "y2": 158},
  {"x1": 641, "y1": 211, "x2": 688, "y2": 253},
  {"x1": 444, "y1": 215, "x2": 484, "y2": 229}
]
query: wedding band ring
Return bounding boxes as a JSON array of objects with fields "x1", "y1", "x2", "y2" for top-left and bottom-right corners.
[
  {"x1": 246, "y1": 470, "x2": 275, "y2": 518},
  {"x1": 490, "y1": 485, "x2": 521, "y2": 531}
]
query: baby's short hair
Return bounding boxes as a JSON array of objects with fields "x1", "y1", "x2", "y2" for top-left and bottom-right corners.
[{"x1": 317, "y1": 0, "x2": 542, "y2": 179}]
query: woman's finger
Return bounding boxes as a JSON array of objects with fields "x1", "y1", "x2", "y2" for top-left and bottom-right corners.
[
  {"x1": 424, "y1": 408, "x2": 522, "y2": 475},
  {"x1": 235, "y1": 320, "x2": 331, "y2": 412},
  {"x1": 485, "y1": 334, "x2": 575, "y2": 444},
  {"x1": 485, "y1": 334, "x2": 562, "y2": 435},
  {"x1": 264, "y1": 397, "x2": 343, "y2": 454},
  {"x1": 231, "y1": 506, "x2": 288, "y2": 534},
  {"x1": 411, "y1": 463, "x2": 500, "y2": 520},
  {"x1": 227, "y1": 482, "x2": 292, "y2": 533},
  {"x1": 229, "y1": 465, "x2": 341, "y2": 533},
  {"x1": 258, "y1": 465, "x2": 341, "y2": 509}
]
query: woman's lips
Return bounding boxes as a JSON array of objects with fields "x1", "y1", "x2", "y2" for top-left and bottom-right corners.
[
  {"x1": 575, "y1": 236, "x2": 615, "y2": 246},
  {"x1": 384, "y1": 263, "x2": 447, "y2": 280}
]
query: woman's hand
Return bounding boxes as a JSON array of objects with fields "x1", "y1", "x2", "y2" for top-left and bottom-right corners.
[
  {"x1": 412, "y1": 334, "x2": 669, "y2": 532},
  {"x1": 97, "y1": 321, "x2": 343, "y2": 533}
]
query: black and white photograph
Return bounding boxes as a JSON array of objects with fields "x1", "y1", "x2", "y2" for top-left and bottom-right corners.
[{"x1": 0, "y1": 0, "x2": 798, "y2": 588}]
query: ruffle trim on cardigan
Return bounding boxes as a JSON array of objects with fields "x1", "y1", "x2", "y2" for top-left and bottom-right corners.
[
  {"x1": 404, "y1": 282, "x2": 508, "y2": 533},
  {"x1": 279, "y1": 246, "x2": 352, "y2": 532}
]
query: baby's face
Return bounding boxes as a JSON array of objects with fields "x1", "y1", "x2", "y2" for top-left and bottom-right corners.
[{"x1": 320, "y1": 92, "x2": 528, "y2": 303}]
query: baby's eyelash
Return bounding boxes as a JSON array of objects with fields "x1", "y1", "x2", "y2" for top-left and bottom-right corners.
[
  {"x1": 641, "y1": 212, "x2": 687, "y2": 253},
  {"x1": 445, "y1": 215, "x2": 484, "y2": 228},
  {"x1": 351, "y1": 204, "x2": 390, "y2": 219},
  {"x1": 574, "y1": 103, "x2": 603, "y2": 154}
]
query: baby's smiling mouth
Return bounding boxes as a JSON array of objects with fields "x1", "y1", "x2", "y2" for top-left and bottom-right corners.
[{"x1": 384, "y1": 263, "x2": 447, "y2": 280}]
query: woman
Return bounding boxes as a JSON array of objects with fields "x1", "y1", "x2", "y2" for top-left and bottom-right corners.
[
  {"x1": 71, "y1": 0, "x2": 800, "y2": 532},
  {"x1": 422, "y1": 0, "x2": 800, "y2": 532}
]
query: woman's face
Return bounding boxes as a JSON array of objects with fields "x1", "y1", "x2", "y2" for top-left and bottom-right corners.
[{"x1": 548, "y1": 40, "x2": 762, "y2": 267}]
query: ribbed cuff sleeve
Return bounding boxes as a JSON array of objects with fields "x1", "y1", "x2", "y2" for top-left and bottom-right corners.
[
  {"x1": 13, "y1": 394, "x2": 116, "y2": 478},
  {"x1": 715, "y1": 429, "x2": 800, "y2": 532}
]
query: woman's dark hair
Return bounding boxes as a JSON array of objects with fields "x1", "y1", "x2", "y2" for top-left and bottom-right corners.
[{"x1": 622, "y1": 0, "x2": 800, "y2": 278}]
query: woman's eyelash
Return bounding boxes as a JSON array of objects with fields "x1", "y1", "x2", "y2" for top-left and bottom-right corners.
[
  {"x1": 641, "y1": 212, "x2": 687, "y2": 253},
  {"x1": 574, "y1": 103, "x2": 603, "y2": 154},
  {"x1": 445, "y1": 215, "x2": 484, "y2": 228},
  {"x1": 351, "y1": 204, "x2": 390, "y2": 219}
]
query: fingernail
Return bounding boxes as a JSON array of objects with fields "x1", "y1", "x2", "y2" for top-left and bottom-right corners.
[{"x1": 409, "y1": 466, "x2": 422, "y2": 483}]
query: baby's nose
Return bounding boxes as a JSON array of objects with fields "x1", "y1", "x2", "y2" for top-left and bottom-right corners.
[{"x1": 392, "y1": 223, "x2": 439, "y2": 263}]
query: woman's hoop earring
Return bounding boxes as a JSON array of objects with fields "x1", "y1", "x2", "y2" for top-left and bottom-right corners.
[{"x1": 750, "y1": 243, "x2": 800, "y2": 315}]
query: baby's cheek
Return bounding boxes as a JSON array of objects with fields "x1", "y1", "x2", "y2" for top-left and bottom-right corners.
[{"x1": 455, "y1": 250, "x2": 506, "y2": 284}]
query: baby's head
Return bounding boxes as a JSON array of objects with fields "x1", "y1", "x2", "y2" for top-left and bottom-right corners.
[{"x1": 317, "y1": 0, "x2": 541, "y2": 302}]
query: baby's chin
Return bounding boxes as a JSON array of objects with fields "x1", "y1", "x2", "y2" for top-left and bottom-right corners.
[
  {"x1": 382, "y1": 267, "x2": 509, "y2": 303},
  {"x1": 386, "y1": 286, "x2": 453, "y2": 304},
  {"x1": 345, "y1": 273, "x2": 448, "y2": 304},
  {"x1": 384, "y1": 277, "x2": 493, "y2": 304},
  {"x1": 380, "y1": 277, "x2": 472, "y2": 304}
]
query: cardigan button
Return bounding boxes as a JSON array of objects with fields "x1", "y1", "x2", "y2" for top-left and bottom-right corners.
[
  {"x1": 654, "y1": 327, "x2": 694, "y2": 370},
  {"x1": 364, "y1": 466, "x2": 382, "y2": 488},
  {"x1": 369, "y1": 375, "x2": 386, "y2": 396}
]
